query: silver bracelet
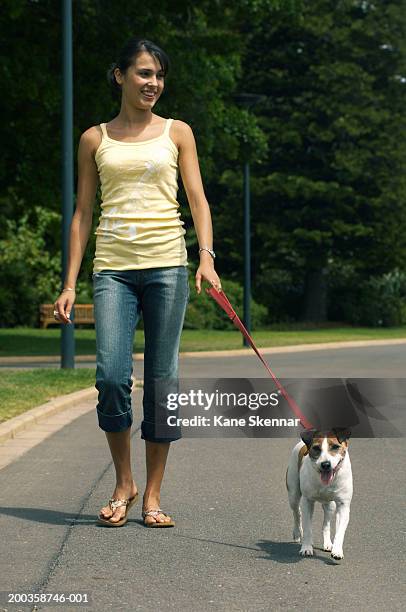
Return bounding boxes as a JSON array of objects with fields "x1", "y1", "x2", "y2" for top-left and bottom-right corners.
[
  {"x1": 199, "y1": 247, "x2": 216, "y2": 260},
  {"x1": 61, "y1": 287, "x2": 75, "y2": 292}
]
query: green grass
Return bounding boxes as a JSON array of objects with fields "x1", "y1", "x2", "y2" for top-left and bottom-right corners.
[
  {"x1": 1, "y1": 325, "x2": 406, "y2": 357},
  {"x1": 0, "y1": 368, "x2": 97, "y2": 423}
]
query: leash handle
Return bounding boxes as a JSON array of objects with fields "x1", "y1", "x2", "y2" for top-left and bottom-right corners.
[{"x1": 205, "y1": 286, "x2": 313, "y2": 429}]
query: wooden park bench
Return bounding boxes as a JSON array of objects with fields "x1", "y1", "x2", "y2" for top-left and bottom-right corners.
[{"x1": 39, "y1": 304, "x2": 94, "y2": 328}]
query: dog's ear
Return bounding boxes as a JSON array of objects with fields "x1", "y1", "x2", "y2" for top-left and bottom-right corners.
[
  {"x1": 300, "y1": 429, "x2": 317, "y2": 448},
  {"x1": 332, "y1": 427, "x2": 352, "y2": 443}
]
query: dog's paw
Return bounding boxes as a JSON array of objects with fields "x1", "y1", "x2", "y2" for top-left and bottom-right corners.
[
  {"x1": 299, "y1": 545, "x2": 313, "y2": 557},
  {"x1": 323, "y1": 540, "x2": 333, "y2": 552},
  {"x1": 331, "y1": 547, "x2": 344, "y2": 560}
]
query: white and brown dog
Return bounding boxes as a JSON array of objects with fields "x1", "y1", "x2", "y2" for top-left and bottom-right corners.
[{"x1": 286, "y1": 428, "x2": 352, "y2": 560}]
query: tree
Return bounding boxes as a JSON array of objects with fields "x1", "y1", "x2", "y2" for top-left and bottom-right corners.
[
  {"x1": 1, "y1": 0, "x2": 284, "y2": 324},
  {"x1": 218, "y1": 0, "x2": 406, "y2": 321}
]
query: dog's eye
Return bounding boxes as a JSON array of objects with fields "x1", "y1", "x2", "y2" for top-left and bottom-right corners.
[
  {"x1": 312, "y1": 445, "x2": 321, "y2": 452},
  {"x1": 331, "y1": 444, "x2": 340, "y2": 450}
]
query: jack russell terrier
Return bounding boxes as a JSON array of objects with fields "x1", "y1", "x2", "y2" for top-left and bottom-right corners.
[{"x1": 286, "y1": 428, "x2": 352, "y2": 559}]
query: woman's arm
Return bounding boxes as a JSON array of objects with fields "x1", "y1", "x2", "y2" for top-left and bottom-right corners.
[
  {"x1": 54, "y1": 127, "x2": 100, "y2": 324},
  {"x1": 174, "y1": 120, "x2": 222, "y2": 294}
]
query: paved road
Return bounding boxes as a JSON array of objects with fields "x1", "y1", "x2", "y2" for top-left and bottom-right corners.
[{"x1": 1, "y1": 346, "x2": 405, "y2": 611}]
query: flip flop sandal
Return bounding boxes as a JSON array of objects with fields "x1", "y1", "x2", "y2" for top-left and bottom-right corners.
[
  {"x1": 96, "y1": 492, "x2": 139, "y2": 527},
  {"x1": 142, "y1": 508, "x2": 175, "y2": 528}
]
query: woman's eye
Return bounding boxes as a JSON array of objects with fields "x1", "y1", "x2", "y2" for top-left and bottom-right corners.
[{"x1": 139, "y1": 72, "x2": 164, "y2": 78}]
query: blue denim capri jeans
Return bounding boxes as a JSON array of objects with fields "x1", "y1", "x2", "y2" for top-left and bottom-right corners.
[{"x1": 92, "y1": 265, "x2": 190, "y2": 442}]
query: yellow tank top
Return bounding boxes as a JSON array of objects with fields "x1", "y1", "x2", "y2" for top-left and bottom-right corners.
[{"x1": 92, "y1": 117, "x2": 188, "y2": 272}]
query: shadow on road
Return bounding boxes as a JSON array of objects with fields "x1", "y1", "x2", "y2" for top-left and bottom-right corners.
[
  {"x1": 257, "y1": 539, "x2": 340, "y2": 565},
  {"x1": 0, "y1": 506, "x2": 100, "y2": 526}
]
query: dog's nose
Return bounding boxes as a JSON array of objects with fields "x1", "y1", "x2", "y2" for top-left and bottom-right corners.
[{"x1": 321, "y1": 461, "x2": 331, "y2": 471}]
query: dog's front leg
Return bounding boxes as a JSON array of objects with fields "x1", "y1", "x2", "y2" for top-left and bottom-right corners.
[
  {"x1": 331, "y1": 501, "x2": 350, "y2": 559},
  {"x1": 322, "y1": 501, "x2": 335, "y2": 551},
  {"x1": 299, "y1": 497, "x2": 314, "y2": 556}
]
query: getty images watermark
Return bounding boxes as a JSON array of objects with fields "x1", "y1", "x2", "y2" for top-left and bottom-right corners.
[
  {"x1": 164, "y1": 386, "x2": 299, "y2": 428},
  {"x1": 152, "y1": 378, "x2": 405, "y2": 439}
]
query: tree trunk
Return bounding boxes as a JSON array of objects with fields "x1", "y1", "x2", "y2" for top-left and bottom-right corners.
[{"x1": 303, "y1": 267, "x2": 328, "y2": 322}]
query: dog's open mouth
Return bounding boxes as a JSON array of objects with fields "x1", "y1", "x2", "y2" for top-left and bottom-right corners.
[{"x1": 320, "y1": 470, "x2": 334, "y2": 485}]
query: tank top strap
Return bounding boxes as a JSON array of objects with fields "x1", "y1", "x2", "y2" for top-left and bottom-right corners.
[
  {"x1": 100, "y1": 123, "x2": 108, "y2": 138},
  {"x1": 163, "y1": 118, "x2": 173, "y2": 137}
]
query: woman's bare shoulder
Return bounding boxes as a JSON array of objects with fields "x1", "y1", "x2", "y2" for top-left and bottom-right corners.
[
  {"x1": 171, "y1": 119, "x2": 195, "y2": 149},
  {"x1": 78, "y1": 125, "x2": 103, "y2": 157},
  {"x1": 80, "y1": 124, "x2": 102, "y2": 141},
  {"x1": 172, "y1": 119, "x2": 193, "y2": 133}
]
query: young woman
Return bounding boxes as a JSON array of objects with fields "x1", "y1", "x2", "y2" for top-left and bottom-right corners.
[{"x1": 53, "y1": 37, "x2": 222, "y2": 527}]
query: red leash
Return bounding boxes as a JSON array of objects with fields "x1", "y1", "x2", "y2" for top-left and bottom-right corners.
[{"x1": 206, "y1": 286, "x2": 313, "y2": 429}]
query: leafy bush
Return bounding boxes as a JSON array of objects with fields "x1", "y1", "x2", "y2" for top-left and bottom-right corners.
[
  {"x1": 328, "y1": 267, "x2": 406, "y2": 327},
  {"x1": 0, "y1": 206, "x2": 92, "y2": 327},
  {"x1": 184, "y1": 273, "x2": 268, "y2": 330}
]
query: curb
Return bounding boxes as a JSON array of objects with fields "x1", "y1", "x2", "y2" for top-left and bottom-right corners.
[
  {"x1": 0, "y1": 375, "x2": 139, "y2": 445},
  {"x1": 0, "y1": 386, "x2": 97, "y2": 445},
  {"x1": 179, "y1": 338, "x2": 406, "y2": 357},
  {"x1": 1, "y1": 337, "x2": 406, "y2": 365}
]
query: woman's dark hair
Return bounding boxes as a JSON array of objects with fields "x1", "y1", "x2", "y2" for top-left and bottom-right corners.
[{"x1": 107, "y1": 38, "x2": 170, "y2": 99}]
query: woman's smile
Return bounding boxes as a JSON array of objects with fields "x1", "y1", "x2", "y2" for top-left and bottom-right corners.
[{"x1": 141, "y1": 90, "x2": 156, "y2": 100}]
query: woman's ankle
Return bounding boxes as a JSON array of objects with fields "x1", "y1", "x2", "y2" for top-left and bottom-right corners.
[
  {"x1": 143, "y1": 490, "x2": 161, "y2": 506},
  {"x1": 115, "y1": 477, "x2": 137, "y2": 489}
]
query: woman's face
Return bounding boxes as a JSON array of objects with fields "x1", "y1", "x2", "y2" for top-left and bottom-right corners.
[{"x1": 115, "y1": 51, "x2": 165, "y2": 108}]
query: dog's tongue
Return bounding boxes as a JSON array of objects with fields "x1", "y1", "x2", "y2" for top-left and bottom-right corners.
[{"x1": 321, "y1": 470, "x2": 334, "y2": 485}]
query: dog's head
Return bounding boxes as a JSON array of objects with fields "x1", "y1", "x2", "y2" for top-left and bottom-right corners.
[{"x1": 300, "y1": 428, "x2": 351, "y2": 485}]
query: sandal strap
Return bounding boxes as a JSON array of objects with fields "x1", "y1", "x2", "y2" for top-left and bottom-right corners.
[
  {"x1": 142, "y1": 508, "x2": 166, "y2": 518},
  {"x1": 109, "y1": 498, "x2": 130, "y2": 511}
]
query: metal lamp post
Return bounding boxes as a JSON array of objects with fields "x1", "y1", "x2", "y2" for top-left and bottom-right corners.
[
  {"x1": 232, "y1": 93, "x2": 267, "y2": 347},
  {"x1": 61, "y1": 0, "x2": 75, "y2": 368}
]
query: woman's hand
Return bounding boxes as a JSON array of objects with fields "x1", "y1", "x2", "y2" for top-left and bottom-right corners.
[
  {"x1": 195, "y1": 257, "x2": 222, "y2": 295},
  {"x1": 53, "y1": 289, "x2": 76, "y2": 325}
]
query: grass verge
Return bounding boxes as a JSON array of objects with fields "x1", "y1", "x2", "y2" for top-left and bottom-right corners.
[
  {"x1": 1, "y1": 326, "x2": 406, "y2": 357},
  {"x1": 0, "y1": 368, "x2": 96, "y2": 423}
]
